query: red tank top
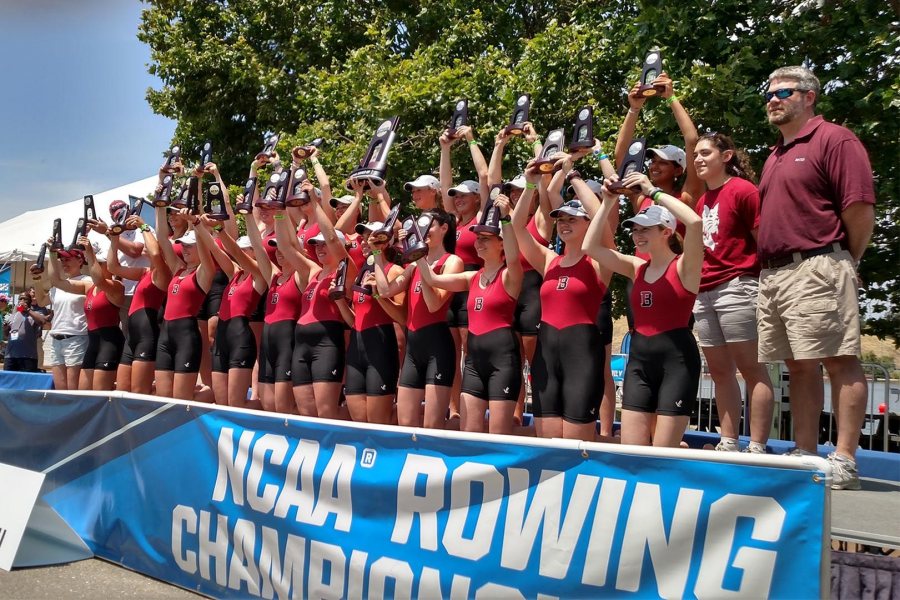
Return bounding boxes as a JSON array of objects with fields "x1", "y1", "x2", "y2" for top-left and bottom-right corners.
[
  {"x1": 164, "y1": 269, "x2": 206, "y2": 320},
  {"x1": 298, "y1": 221, "x2": 321, "y2": 263},
  {"x1": 467, "y1": 267, "x2": 516, "y2": 335},
  {"x1": 298, "y1": 270, "x2": 343, "y2": 325},
  {"x1": 84, "y1": 285, "x2": 120, "y2": 331},
  {"x1": 407, "y1": 254, "x2": 452, "y2": 332},
  {"x1": 455, "y1": 215, "x2": 481, "y2": 268},
  {"x1": 218, "y1": 270, "x2": 261, "y2": 321},
  {"x1": 265, "y1": 272, "x2": 304, "y2": 324},
  {"x1": 346, "y1": 233, "x2": 366, "y2": 270},
  {"x1": 353, "y1": 267, "x2": 395, "y2": 331},
  {"x1": 129, "y1": 269, "x2": 166, "y2": 315},
  {"x1": 539, "y1": 255, "x2": 606, "y2": 329},
  {"x1": 630, "y1": 258, "x2": 696, "y2": 336},
  {"x1": 262, "y1": 230, "x2": 278, "y2": 265},
  {"x1": 522, "y1": 216, "x2": 548, "y2": 272}
]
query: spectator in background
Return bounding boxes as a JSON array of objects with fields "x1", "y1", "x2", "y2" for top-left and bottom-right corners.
[{"x1": 3, "y1": 293, "x2": 48, "y2": 372}]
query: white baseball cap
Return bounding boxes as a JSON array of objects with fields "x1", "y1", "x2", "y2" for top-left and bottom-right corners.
[
  {"x1": 549, "y1": 200, "x2": 589, "y2": 219},
  {"x1": 355, "y1": 221, "x2": 385, "y2": 235},
  {"x1": 329, "y1": 195, "x2": 355, "y2": 208},
  {"x1": 567, "y1": 178, "x2": 604, "y2": 198},
  {"x1": 308, "y1": 230, "x2": 347, "y2": 245},
  {"x1": 236, "y1": 236, "x2": 253, "y2": 249},
  {"x1": 448, "y1": 180, "x2": 480, "y2": 196},
  {"x1": 507, "y1": 175, "x2": 527, "y2": 189},
  {"x1": 175, "y1": 231, "x2": 197, "y2": 245},
  {"x1": 623, "y1": 205, "x2": 676, "y2": 231},
  {"x1": 404, "y1": 174, "x2": 440, "y2": 191},
  {"x1": 647, "y1": 145, "x2": 687, "y2": 169}
]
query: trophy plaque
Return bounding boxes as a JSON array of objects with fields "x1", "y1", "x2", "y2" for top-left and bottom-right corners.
[
  {"x1": 33, "y1": 243, "x2": 48, "y2": 277},
  {"x1": 257, "y1": 170, "x2": 283, "y2": 209},
  {"x1": 608, "y1": 137, "x2": 648, "y2": 192},
  {"x1": 235, "y1": 177, "x2": 257, "y2": 215},
  {"x1": 256, "y1": 133, "x2": 280, "y2": 163},
  {"x1": 153, "y1": 174, "x2": 175, "y2": 207},
  {"x1": 351, "y1": 255, "x2": 375, "y2": 295},
  {"x1": 637, "y1": 50, "x2": 665, "y2": 97},
  {"x1": 346, "y1": 116, "x2": 400, "y2": 190},
  {"x1": 446, "y1": 99, "x2": 468, "y2": 138},
  {"x1": 263, "y1": 170, "x2": 291, "y2": 210},
  {"x1": 51, "y1": 219, "x2": 64, "y2": 251},
  {"x1": 127, "y1": 195, "x2": 144, "y2": 226},
  {"x1": 292, "y1": 138, "x2": 324, "y2": 162},
  {"x1": 504, "y1": 94, "x2": 531, "y2": 136},
  {"x1": 206, "y1": 183, "x2": 229, "y2": 221},
  {"x1": 401, "y1": 213, "x2": 434, "y2": 263},
  {"x1": 171, "y1": 181, "x2": 191, "y2": 210},
  {"x1": 188, "y1": 176, "x2": 201, "y2": 214},
  {"x1": 569, "y1": 106, "x2": 594, "y2": 151},
  {"x1": 471, "y1": 185, "x2": 503, "y2": 233},
  {"x1": 83, "y1": 195, "x2": 97, "y2": 224},
  {"x1": 198, "y1": 141, "x2": 213, "y2": 173},
  {"x1": 371, "y1": 204, "x2": 400, "y2": 244},
  {"x1": 70, "y1": 218, "x2": 86, "y2": 250},
  {"x1": 109, "y1": 204, "x2": 128, "y2": 236},
  {"x1": 161, "y1": 145, "x2": 182, "y2": 173},
  {"x1": 531, "y1": 128, "x2": 566, "y2": 173},
  {"x1": 284, "y1": 166, "x2": 311, "y2": 207},
  {"x1": 328, "y1": 259, "x2": 349, "y2": 300}
]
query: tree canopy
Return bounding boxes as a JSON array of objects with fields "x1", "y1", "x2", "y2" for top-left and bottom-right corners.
[{"x1": 138, "y1": 0, "x2": 899, "y2": 340}]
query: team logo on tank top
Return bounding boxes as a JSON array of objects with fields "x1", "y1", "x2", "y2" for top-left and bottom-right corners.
[
  {"x1": 228, "y1": 285, "x2": 236, "y2": 297},
  {"x1": 474, "y1": 297, "x2": 484, "y2": 311},
  {"x1": 556, "y1": 276, "x2": 569, "y2": 290},
  {"x1": 172, "y1": 283, "x2": 179, "y2": 294},
  {"x1": 306, "y1": 288, "x2": 315, "y2": 300},
  {"x1": 640, "y1": 291, "x2": 653, "y2": 307},
  {"x1": 414, "y1": 281, "x2": 422, "y2": 293},
  {"x1": 271, "y1": 292, "x2": 279, "y2": 305},
  {"x1": 357, "y1": 293, "x2": 365, "y2": 304}
]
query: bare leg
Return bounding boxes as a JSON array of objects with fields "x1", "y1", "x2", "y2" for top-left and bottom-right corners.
[
  {"x1": 274, "y1": 382, "x2": 297, "y2": 414},
  {"x1": 211, "y1": 372, "x2": 229, "y2": 406},
  {"x1": 652, "y1": 415, "x2": 690, "y2": 447},
  {"x1": 729, "y1": 340, "x2": 775, "y2": 445},
  {"x1": 423, "y1": 384, "x2": 451, "y2": 429},
  {"x1": 293, "y1": 384, "x2": 318, "y2": 417},
  {"x1": 228, "y1": 367, "x2": 253, "y2": 409},
  {"x1": 535, "y1": 416, "x2": 563, "y2": 439},
  {"x1": 822, "y1": 356, "x2": 867, "y2": 460},
  {"x1": 367, "y1": 395, "x2": 394, "y2": 425},
  {"x1": 488, "y1": 400, "x2": 516, "y2": 435},
  {"x1": 155, "y1": 370, "x2": 174, "y2": 398},
  {"x1": 258, "y1": 382, "x2": 275, "y2": 412},
  {"x1": 784, "y1": 358, "x2": 824, "y2": 452},
  {"x1": 516, "y1": 334, "x2": 537, "y2": 425},
  {"x1": 67, "y1": 366, "x2": 82, "y2": 390},
  {"x1": 701, "y1": 344, "x2": 742, "y2": 440},
  {"x1": 346, "y1": 394, "x2": 368, "y2": 422},
  {"x1": 397, "y1": 386, "x2": 425, "y2": 428},
  {"x1": 131, "y1": 361, "x2": 156, "y2": 395},
  {"x1": 198, "y1": 318, "x2": 216, "y2": 389},
  {"x1": 313, "y1": 381, "x2": 343, "y2": 420},
  {"x1": 50, "y1": 365, "x2": 67, "y2": 390},
  {"x1": 600, "y1": 344, "x2": 615, "y2": 437},
  {"x1": 116, "y1": 364, "x2": 132, "y2": 393},
  {"x1": 249, "y1": 321, "x2": 263, "y2": 403},
  {"x1": 620, "y1": 409, "x2": 654, "y2": 446},
  {"x1": 79, "y1": 368, "x2": 93, "y2": 391},
  {"x1": 173, "y1": 372, "x2": 199, "y2": 400},
  {"x1": 93, "y1": 369, "x2": 117, "y2": 391},
  {"x1": 448, "y1": 327, "x2": 465, "y2": 421},
  {"x1": 562, "y1": 421, "x2": 597, "y2": 442},
  {"x1": 460, "y1": 393, "x2": 487, "y2": 433}
]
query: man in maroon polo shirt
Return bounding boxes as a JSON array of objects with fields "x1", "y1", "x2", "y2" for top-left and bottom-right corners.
[{"x1": 757, "y1": 66, "x2": 876, "y2": 490}]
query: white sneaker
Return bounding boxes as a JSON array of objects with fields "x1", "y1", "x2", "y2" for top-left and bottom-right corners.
[
  {"x1": 715, "y1": 438, "x2": 740, "y2": 452},
  {"x1": 784, "y1": 447, "x2": 817, "y2": 457},
  {"x1": 828, "y1": 452, "x2": 861, "y2": 491},
  {"x1": 741, "y1": 443, "x2": 767, "y2": 455}
]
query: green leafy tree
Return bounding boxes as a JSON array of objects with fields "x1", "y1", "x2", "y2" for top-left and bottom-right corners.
[{"x1": 139, "y1": 0, "x2": 899, "y2": 341}]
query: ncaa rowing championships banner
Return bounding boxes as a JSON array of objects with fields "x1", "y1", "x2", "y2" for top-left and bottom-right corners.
[{"x1": 0, "y1": 390, "x2": 829, "y2": 598}]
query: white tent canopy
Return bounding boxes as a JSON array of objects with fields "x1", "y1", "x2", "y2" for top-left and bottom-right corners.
[{"x1": 0, "y1": 176, "x2": 159, "y2": 263}]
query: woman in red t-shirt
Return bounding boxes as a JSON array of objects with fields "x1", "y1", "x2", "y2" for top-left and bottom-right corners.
[
  {"x1": 693, "y1": 132, "x2": 775, "y2": 454},
  {"x1": 584, "y1": 172, "x2": 704, "y2": 447},
  {"x1": 374, "y1": 209, "x2": 464, "y2": 429},
  {"x1": 418, "y1": 193, "x2": 524, "y2": 434}
]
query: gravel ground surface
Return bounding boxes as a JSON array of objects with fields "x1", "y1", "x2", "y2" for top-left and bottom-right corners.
[{"x1": 0, "y1": 558, "x2": 201, "y2": 599}]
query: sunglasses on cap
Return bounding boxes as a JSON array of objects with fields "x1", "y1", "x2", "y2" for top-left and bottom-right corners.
[{"x1": 763, "y1": 87, "x2": 809, "y2": 102}]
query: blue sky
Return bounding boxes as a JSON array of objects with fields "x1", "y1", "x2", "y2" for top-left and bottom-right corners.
[{"x1": 0, "y1": 0, "x2": 175, "y2": 218}]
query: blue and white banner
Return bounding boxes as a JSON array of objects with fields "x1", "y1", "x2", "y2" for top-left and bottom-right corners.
[{"x1": 0, "y1": 390, "x2": 828, "y2": 598}]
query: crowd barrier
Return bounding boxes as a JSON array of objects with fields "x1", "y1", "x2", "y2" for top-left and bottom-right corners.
[{"x1": 0, "y1": 390, "x2": 830, "y2": 598}]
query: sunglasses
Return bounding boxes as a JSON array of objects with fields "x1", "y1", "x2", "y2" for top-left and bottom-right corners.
[{"x1": 764, "y1": 87, "x2": 809, "y2": 102}]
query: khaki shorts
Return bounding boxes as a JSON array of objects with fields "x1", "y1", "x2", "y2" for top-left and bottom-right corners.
[
  {"x1": 43, "y1": 334, "x2": 89, "y2": 368},
  {"x1": 693, "y1": 276, "x2": 759, "y2": 347},
  {"x1": 757, "y1": 250, "x2": 860, "y2": 362}
]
